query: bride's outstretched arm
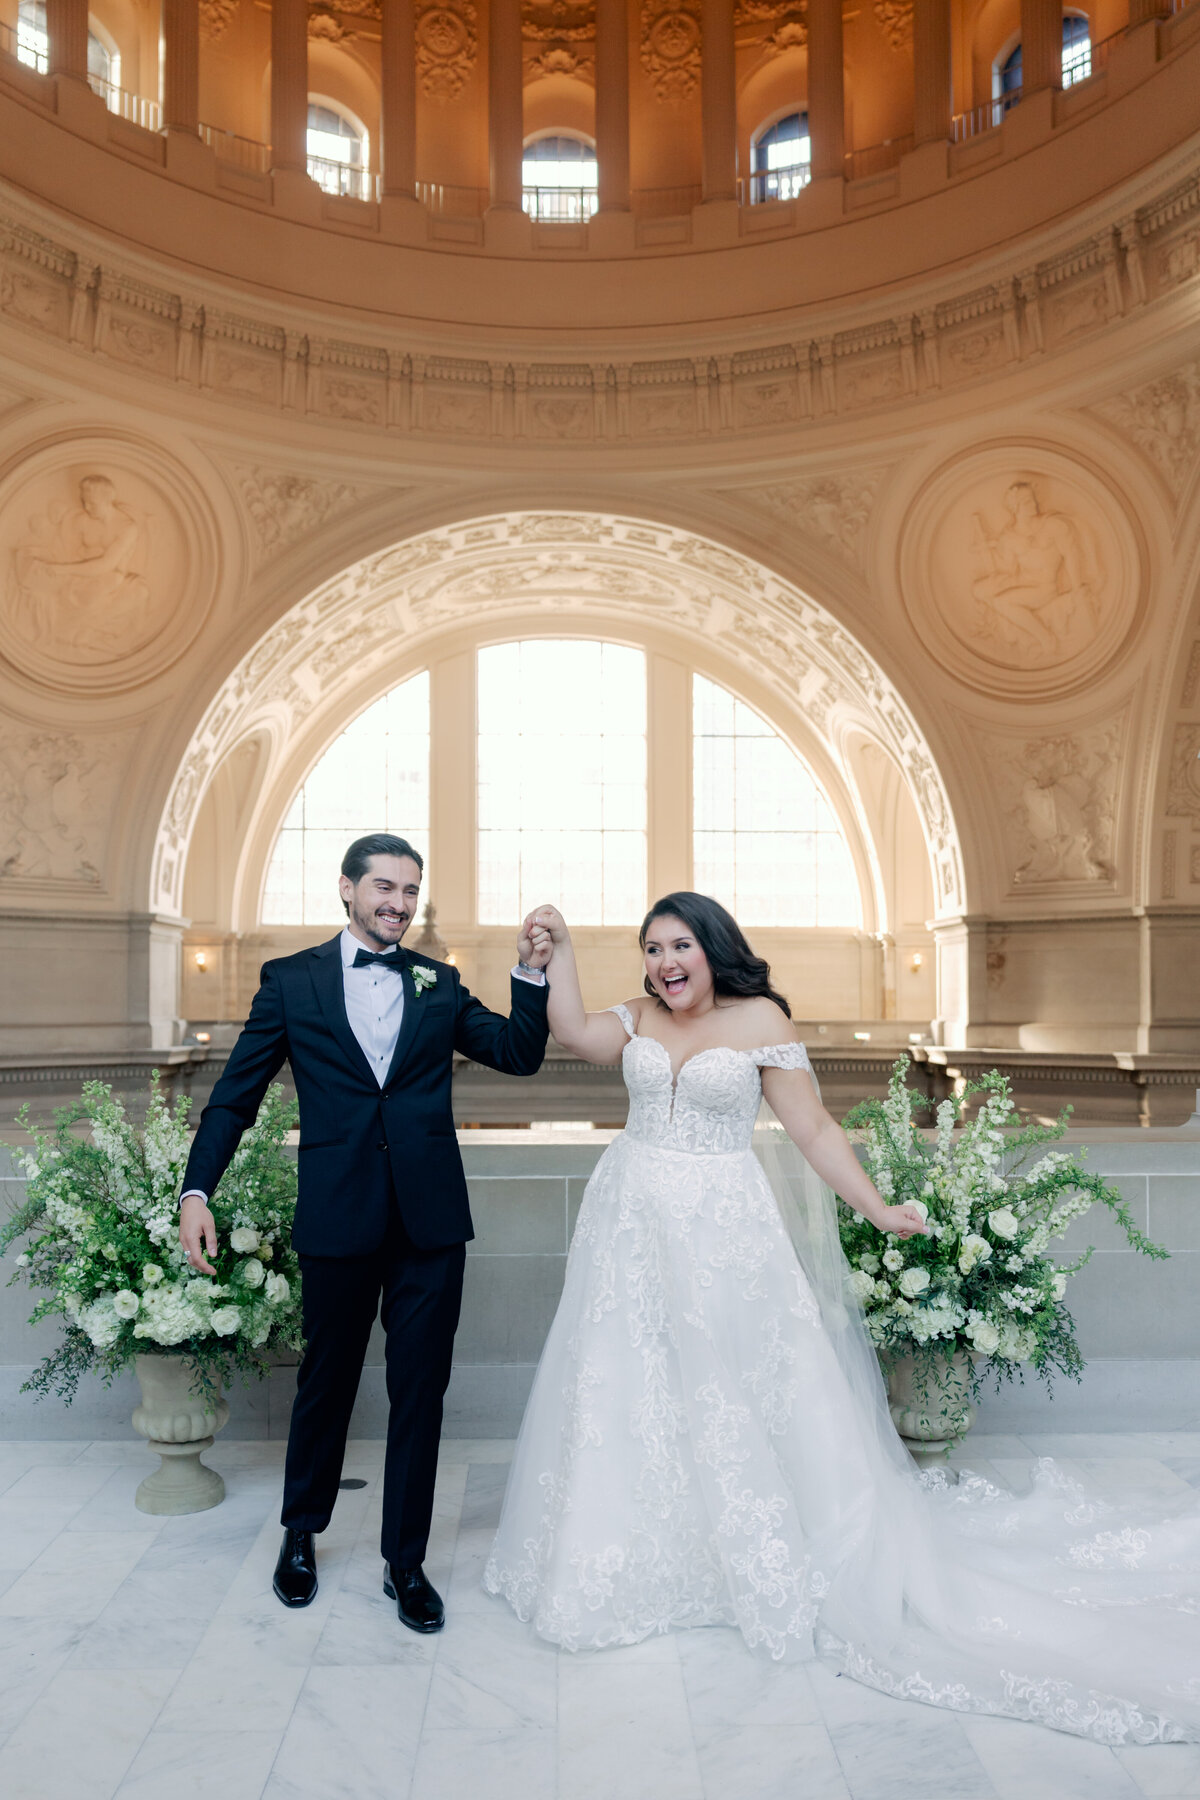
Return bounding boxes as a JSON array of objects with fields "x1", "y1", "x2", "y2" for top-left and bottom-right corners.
[
  {"x1": 521, "y1": 906, "x2": 631, "y2": 1066},
  {"x1": 762, "y1": 1066, "x2": 927, "y2": 1239}
]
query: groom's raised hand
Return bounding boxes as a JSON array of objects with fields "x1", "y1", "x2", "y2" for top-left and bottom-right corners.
[{"x1": 518, "y1": 905, "x2": 562, "y2": 970}]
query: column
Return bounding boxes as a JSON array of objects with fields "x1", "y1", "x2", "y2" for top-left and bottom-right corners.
[
  {"x1": 270, "y1": 0, "x2": 309, "y2": 174},
  {"x1": 700, "y1": 0, "x2": 736, "y2": 203},
  {"x1": 1019, "y1": 0, "x2": 1061, "y2": 93},
  {"x1": 806, "y1": 0, "x2": 845, "y2": 180},
  {"x1": 45, "y1": 0, "x2": 89, "y2": 80},
  {"x1": 595, "y1": 0, "x2": 630, "y2": 211},
  {"x1": 162, "y1": 0, "x2": 201, "y2": 133},
  {"x1": 912, "y1": 0, "x2": 952, "y2": 145},
  {"x1": 488, "y1": 0, "x2": 524, "y2": 209},
  {"x1": 381, "y1": 0, "x2": 417, "y2": 196}
]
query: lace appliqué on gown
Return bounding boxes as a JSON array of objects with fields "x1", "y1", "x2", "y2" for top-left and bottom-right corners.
[{"x1": 484, "y1": 1006, "x2": 1200, "y2": 1743}]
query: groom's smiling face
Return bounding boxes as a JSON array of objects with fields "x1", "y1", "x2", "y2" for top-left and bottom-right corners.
[{"x1": 340, "y1": 854, "x2": 422, "y2": 950}]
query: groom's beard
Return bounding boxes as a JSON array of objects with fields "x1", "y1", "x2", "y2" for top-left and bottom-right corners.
[{"x1": 351, "y1": 902, "x2": 412, "y2": 948}]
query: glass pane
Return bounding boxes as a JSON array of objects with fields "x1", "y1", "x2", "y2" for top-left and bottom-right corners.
[
  {"x1": 477, "y1": 641, "x2": 647, "y2": 926},
  {"x1": 261, "y1": 671, "x2": 429, "y2": 925},
  {"x1": 692, "y1": 672, "x2": 861, "y2": 928}
]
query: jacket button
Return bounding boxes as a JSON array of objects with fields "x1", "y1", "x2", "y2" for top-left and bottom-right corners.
[{"x1": 376, "y1": 1141, "x2": 387, "y2": 1151}]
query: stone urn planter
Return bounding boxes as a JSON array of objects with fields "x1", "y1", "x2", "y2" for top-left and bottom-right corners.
[
  {"x1": 885, "y1": 1349, "x2": 976, "y2": 1467},
  {"x1": 131, "y1": 1353, "x2": 230, "y2": 1515}
]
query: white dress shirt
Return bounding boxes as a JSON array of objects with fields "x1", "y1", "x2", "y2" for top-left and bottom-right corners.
[{"x1": 180, "y1": 929, "x2": 545, "y2": 1206}]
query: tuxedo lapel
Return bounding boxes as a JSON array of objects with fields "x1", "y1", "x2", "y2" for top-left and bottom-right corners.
[
  {"x1": 382, "y1": 953, "x2": 431, "y2": 1090},
  {"x1": 309, "y1": 937, "x2": 378, "y2": 1087}
]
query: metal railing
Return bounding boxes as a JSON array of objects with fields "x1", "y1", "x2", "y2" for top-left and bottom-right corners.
[
  {"x1": 844, "y1": 136, "x2": 914, "y2": 180},
  {"x1": 200, "y1": 123, "x2": 271, "y2": 173},
  {"x1": 746, "y1": 162, "x2": 811, "y2": 204},
  {"x1": 522, "y1": 185, "x2": 599, "y2": 222},
  {"x1": 306, "y1": 154, "x2": 376, "y2": 201},
  {"x1": 416, "y1": 180, "x2": 488, "y2": 218},
  {"x1": 87, "y1": 73, "x2": 161, "y2": 132},
  {"x1": 952, "y1": 87, "x2": 1020, "y2": 142}
]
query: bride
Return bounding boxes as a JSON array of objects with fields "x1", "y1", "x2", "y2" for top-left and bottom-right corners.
[{"x1": 484, "y1": 892, "x2": 1200, "y2": 1744}]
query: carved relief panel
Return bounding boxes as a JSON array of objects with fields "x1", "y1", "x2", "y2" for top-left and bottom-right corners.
[
  {"x1": 0, "y1": 727, "x2": 134, "y2": 891},
  {"x1": 978, "y1": 715, "x2": 1125, "y2": 893},
  {"x1": 0, "y1": 437, "x2": 216, "y2": 693},
  {"x1": 900, "y1": 447, "x2": 1143, "y2": 701}
]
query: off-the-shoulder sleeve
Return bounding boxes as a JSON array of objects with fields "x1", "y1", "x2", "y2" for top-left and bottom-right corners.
[
  {"x1": 606, "y1": 1002, "x2": 637, "y2": 1039},
  {"x1": 752, "y1": 1042, "x2": 812, "y2": 1072}
]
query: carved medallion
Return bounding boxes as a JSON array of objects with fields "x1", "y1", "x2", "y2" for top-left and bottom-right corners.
[
  {"x1": 416, "y1": 0, "x2": 478, "y2": 101},
  {"x1": 641, "y1": 0, "x2": 701, "y2": 100},
  {"x1": 900, "y1": 448, "x2": 1143, "y2": 700},
  {"x1": 0, "y1": 438, "x2": 215, "y2": 694}
]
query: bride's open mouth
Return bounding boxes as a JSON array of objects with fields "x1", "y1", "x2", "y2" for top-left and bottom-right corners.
[{"x1": 662, "y1": 974, "x2": 687, "y2": 997}]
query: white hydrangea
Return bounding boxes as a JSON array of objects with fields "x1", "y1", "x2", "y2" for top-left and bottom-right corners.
[
  {"x1": 857, "y1": 1254, "x2": 881, "y2": 1275},
  {"x1": 230, "y1": 1227, "x2": 261, "y2": 1254},
  {"x1": 898, "y1": 1267, "x2": 930, "y2": 1298},
  {"x1": 111, "y1": 1290, "x2": 140, "y2": 1319},
  {"x1": 239, "y1": 1258, "x2": 265, "y2": 1290},
  {"x1": 133, "y1": 1282, "x2": 203, "y2": 1346},
  {"x1": 81, "y1": 1297, "x2": 122, "y2": 1348},
  {"x1": 1051, "y1": 1271, "x2": 1068, "y2": 1300}
]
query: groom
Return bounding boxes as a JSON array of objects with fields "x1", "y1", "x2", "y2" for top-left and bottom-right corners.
[{"x1": 178, "y1": 833, "x2": 551, "y2": 1631}]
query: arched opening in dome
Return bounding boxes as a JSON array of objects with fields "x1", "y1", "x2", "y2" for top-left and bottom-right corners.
[
  {"x1": 522, "y1": 133, "x2": 599, "y2": 222},
  {"x1": 749, "y1": 111, "x2": 811, "y2": 205},
  {"x1": 306, "y1": 97, "x2": 371, "y2": 200},
  {"x1": 16, "y1": 0, "x2": 119, "y2": 88},
  {"x1": 995, "y1": 11, "x2": 1091, "y2": 102}
]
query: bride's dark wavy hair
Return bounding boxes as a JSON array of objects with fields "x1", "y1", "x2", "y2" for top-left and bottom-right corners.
[{"x1": 639, "y1": 892, "x2": 792, "y2": 1018}]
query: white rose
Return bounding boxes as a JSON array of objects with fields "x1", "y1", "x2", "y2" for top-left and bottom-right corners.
[
  {"x1": 969, "y1": 1319, "x2": 1000, "y2": 1355},
  {"x1": 1051, "y1": 1272, "x2": 1068, "y2": 1300},
  {"x1": 988, "y1": 1207, "x2": 1020, "y2": 1240},
  {"x1": 908, "y1": 1201, "x2": 929, "y2": 1223},
  {"x1": 230, "y1": 1227, "x2": 261, "y2": 1254},
  {"x1": 958, "y1": 1234, "x2": 992, "y2": 1275},
  {"x1": 15, "y1": 1252, "x2": 30, "y2": 1268},
  {"x1": 898, "y1": 1267, "x2": 930, "y2": 1298},
  {"x1": 882, "y1": 1248, "x2": 904, "y2": 1272},
  {"x1": 848, "y1": 1270, "x2": 876, "y2": 1302},
  {"x1": 264, "y1": 1272, "x2": 290, "y2": 1304},
  {"x1": 210, "y1": 1306, "x2": 241, "y2": 1336},
  {"x1": 142, "y1": 1264, "x2": 163, "y2": 1286},
  {"x1": 857, "y1": 1254, "x2": 880, "y2": 1276},
  {"x1": 111, "y1": 1290, "x2": 140, "y2": 1319},
  {"x1": 238, "y1": 1258, "x2": 265, "y2": 1289}
]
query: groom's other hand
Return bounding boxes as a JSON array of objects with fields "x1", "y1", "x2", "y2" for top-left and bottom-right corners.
[
  {"x1": 179, "y1": 1194, "x2": 219, "y2": 1277},
  {"x1": 518, "y1": 912, "x2": 552, "y2": 970}
]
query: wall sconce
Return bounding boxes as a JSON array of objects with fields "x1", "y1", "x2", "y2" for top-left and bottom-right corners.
[
  {"x1": 446, "y1": 953, "x2": 457, "y2": 967},
  {"x1": 909, "y1": 952, "x2": 923, "y2": 972},
  {"x1": 853, "y1": 1030, "x2": 871, "y2": 1042},
  {"x1": 193, "y1": 951, "x2": 208, "y2": 971},
  {"x1": 193, "y1": 1031, "x2": 211, "y2": 1045}
]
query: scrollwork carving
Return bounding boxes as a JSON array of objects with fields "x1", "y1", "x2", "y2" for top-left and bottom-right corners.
[
  {"x1": 1091, "y1": 364, "x2": 1200, "y2": 500},
  {"x1": 1165, "y1": 724, "x2": 1200, "y2": 825},
  {"x1": 641, "y1": 0, "x2": 701, "y2": 100},
  {"x1": 873, "y1": 0, "x2": 912, "y2": 48},
  {"x1": 746, "y1": 467, "x2": 886, "y2": 571},
  {"x1": 416, "y1": 0, "x2": 478, "y2": 101},
  {"x1": 232, "y1": 465, "x2": 368, "y2": 558},
  {"x1": 199, "y1": 0, "x2": 238, "y2": 43}
]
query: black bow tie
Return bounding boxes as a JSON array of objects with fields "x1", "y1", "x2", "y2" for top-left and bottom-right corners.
[{"x1": 352, "y1": 948, "x2": 405, "y2": 971}]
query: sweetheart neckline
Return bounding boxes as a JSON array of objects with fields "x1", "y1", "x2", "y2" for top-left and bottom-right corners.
[{"x1": 624, "y1": 1033, "x2": 781, "y2": 1090}]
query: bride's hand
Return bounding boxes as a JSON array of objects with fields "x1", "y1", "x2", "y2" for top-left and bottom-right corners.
[
  {"x1": 880, "y1": 1203, "x2": 929, "y2": 1240},
  {"x1": 518, "y1": 905, "x2": 566, "y2": 969},
  {"x1": 530, "y1": 904, "x2": 568, "y2": 944}
]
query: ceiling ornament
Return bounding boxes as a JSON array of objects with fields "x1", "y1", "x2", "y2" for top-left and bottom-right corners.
[
  {"x1": 151, "y1": 513, "x2": 963, "y2": 920},
  {"x1": 1089, "y1": 363, "x2": 1200, "y2": 504},
  {"x1": 736, "y1": 466, "x2": 890, "y2": 572},
  {"x1": 199, "y1": 0, "x2": 238, "y2": 43},
  {"x1": 228, "y1": 463, "x2": 379, "y2": 564},
  {"x1": 641, "y1": 0, "x2": 701, "y2": 101},
  {"x1": 308, "y1": 3, "x2": 356, "y2": 40},
  {"x1": 873, "y1": 0, "x2": 911, "y2": 50},
  {"x1": 736, "y1": 0, "x2": 807, "y2": 53},
  {"x1": 416, "y1": 0, "x2": 478, "y2": 102}
]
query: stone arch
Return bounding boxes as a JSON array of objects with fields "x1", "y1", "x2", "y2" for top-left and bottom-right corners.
[{"x1": 153, "y1": 511, "x2": 964, "y2": 937}]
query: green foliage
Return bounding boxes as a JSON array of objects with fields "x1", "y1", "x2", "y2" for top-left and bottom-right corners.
[
  {"x1": 839, "y1": 1057, "x2": 1167, "y2": 1395},
  {"x1": 1, "y1": 1077, "x2": 303, "y2": 1403}
]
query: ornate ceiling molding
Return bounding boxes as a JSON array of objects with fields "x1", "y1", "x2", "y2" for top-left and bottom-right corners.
[{"x1": 150, "y1": 513, "x2": 964, "y2": 921}]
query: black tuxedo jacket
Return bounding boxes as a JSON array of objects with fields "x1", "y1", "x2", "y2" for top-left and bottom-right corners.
[{"x1": 181, "y1": 937, "x2": 550, "y2": 1256}]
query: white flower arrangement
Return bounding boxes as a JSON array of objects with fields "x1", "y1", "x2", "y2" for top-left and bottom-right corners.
[
  {"x1": 839, "y1": 1058, "x2": 1167, "y2": 1394},
  {"x1": 410, "y1": 964, "x2": 438, "y2": 998},
  {"x1": 1, "y1": 1078, "x2": 304, "y2": 1403}
]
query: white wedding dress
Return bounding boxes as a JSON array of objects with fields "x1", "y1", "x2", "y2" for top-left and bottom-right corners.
[{"x1": 484, "y1": 1006, "x2": 1200, "y2": 1743}]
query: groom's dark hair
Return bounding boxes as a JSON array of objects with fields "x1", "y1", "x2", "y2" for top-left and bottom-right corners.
[
  {"x1": 340, "y1": 833, "x2": 425, "y2": 916},
  {"x1": 639, "y1": 892, "x2": 791, "y2": 1017}
]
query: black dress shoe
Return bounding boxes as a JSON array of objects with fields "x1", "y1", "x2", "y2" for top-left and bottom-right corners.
[
  {"x1": 273, "y1": 1529, "x2": 317, "y2": 1607},
  {"x1": 384, "y1": 1562, "x2": 444, "y2": 1632}
]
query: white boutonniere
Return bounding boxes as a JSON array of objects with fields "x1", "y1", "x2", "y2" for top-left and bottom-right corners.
[{"x1": 411, "y1": 964, "x2": 437, "y2": 999}]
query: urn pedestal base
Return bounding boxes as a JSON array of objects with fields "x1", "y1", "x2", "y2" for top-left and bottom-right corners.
[
  {"x1": 132, "y1": 1353, "x2": 230, "y2": 1515},
  {"x1": 885, "y1": 1349, "x2": 976, "y2": 1468}
]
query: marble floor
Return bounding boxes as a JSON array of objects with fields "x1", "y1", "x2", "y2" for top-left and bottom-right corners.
[{"x1": 0, "y1": 1432, "x2": 1198, "y2": 1800}]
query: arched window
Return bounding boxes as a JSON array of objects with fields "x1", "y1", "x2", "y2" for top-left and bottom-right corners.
[
  {"x1": 477, "y1": 641, "x2": 646, "y2": 924},
  {"x1": 16, "y1": 0, "x2": 117, "y2": 86},
  {"x1": 262, "y1": 672, "x2": 430, "y2": 925},
  {"x1": 750, "y1": 112, "x2": 811, "y2": 205},
  {"x1": 996, "y1": 13, "x2": 1091, "y2": 100},
  {"x1": 522, "y1": 134, "x2": 599, "y2": 222},
  {"x1": 693, "y1": 674, "x2": 861, "y2": 926},
  {"x1": 306, "y1": 99, "x2": 370, "y2": 199}
]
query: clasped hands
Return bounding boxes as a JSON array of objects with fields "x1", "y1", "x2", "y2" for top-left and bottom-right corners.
[{"x1": 517, "y1": 904, "x2": 567, "y2": 973}]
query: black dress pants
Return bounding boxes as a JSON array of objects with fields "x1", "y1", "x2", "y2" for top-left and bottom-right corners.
[{"x1": 281, "y1": 1207, "x2": 466, "y2": 1568}]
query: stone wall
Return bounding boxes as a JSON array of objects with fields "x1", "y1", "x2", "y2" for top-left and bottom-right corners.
[{"x1": 1, "y1": 1127, "x2": 1196, "y2": 1440}]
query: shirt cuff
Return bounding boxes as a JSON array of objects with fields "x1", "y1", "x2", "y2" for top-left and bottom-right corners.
[
  {"x1": 511, "y1": 963, "x2": 547, "y2": 987},
  {"x1": 179, "y1": 1189, "x2": 209, "y2": 1209}
]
